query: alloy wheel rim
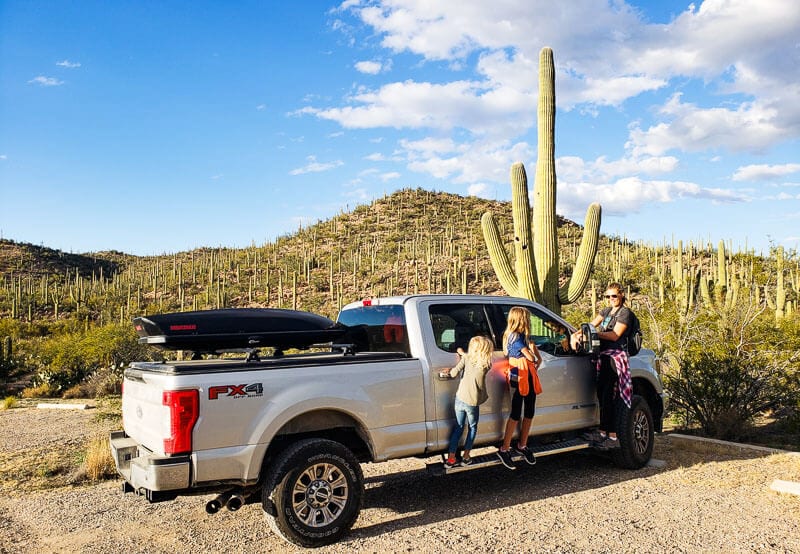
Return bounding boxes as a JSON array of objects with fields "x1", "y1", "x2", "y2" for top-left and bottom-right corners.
[
  {"x1": 291, "y1": 462, "x2": 349, "y2": 527},
  {"x1": 632, "y1": 409, "x2": 651, "y2": 455}
]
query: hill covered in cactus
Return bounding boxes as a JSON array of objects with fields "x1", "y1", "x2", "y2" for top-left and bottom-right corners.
[
  {"x1": 0, "y1": 187, "x2": 795, "y2": 325},
  {"x1": 0, "y1": 188, "x2": 586, "y2": 324}
]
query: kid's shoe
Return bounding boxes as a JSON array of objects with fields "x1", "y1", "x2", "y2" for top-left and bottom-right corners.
[
  {"x1": 596, "y1": 436, "x2": 620, "y2": 450},
  {"x1": 496, "y1": 449, "x2": 516, "y2": 470},
  {"x1": 513, "y1": 443, "x2": 537, "y2": 465},
  {"x1": 444, "y1": 456, "x2": 458, "y2": 469},
  {"x1": 461, "y1": 456, "x2": 473, "y2": 466}
]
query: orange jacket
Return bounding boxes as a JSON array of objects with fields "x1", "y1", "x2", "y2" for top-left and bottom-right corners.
[{"x1": 508, "y1": 356, "x2": 542, "y2": 396}]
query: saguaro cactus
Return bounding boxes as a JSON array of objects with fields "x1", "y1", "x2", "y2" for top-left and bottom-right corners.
[{"x1": 482, "y1": 47, "x2": 601, "y2": 315}]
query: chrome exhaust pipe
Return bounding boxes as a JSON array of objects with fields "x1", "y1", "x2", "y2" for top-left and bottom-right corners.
[
  {"x1": 205, "y1": 491, "x2": 233, "y2": 515},
  {"x1": 225, "y1": 492, "x2": 245, "y2": 512}
]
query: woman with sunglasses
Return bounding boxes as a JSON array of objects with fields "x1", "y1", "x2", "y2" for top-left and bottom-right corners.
[{"x1": 575, "y1": 282, "x2": 634, "y2": 450}]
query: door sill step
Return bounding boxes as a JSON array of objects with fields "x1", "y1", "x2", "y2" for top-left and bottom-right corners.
[{"x1": 427, "y1": 438, "x2": 591, "y2": 475}]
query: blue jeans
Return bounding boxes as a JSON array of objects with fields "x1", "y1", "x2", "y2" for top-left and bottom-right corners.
[{"x1": 448, "y1": 398, "x2": 480, "y2": 454}]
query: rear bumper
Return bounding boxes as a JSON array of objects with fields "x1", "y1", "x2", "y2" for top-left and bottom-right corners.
[{"x1": 110, "y1": 430, "x2": 190, "y2": 500}]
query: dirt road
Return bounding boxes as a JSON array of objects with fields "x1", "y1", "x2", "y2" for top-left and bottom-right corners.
[{"x1": 1, "y1": 406, "x2": 799, "y2": 553}]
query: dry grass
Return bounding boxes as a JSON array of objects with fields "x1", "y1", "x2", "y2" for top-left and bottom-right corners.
[
  {"x1": 0, "y1": 432, "x2": 117, "y2": 495},
  {"x1": 20, "y1": 383, "x2": 57, "y2": 399},
  {"x1": 0, "y1": 446, "x2": 76, "y2": 493},
  {"x1": 2, "y1": 396, "x2": 16, "y2": 409},
  {"x1": 83, "y1": 435, "x2": 115, "y2": 481}
]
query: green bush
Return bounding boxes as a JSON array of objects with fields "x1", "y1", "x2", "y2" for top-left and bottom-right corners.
[
  {"x1": 30, "y1": 324, "x2": 155, "y2": 394},
  {"x1": 662, "y1": 304, "x2": 800, "y2": 440}
]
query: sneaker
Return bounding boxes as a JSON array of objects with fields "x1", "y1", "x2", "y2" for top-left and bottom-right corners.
[
  {"x1": 461, "y1": 456, "x2": 473, "y2": 466},
  {"x1": 444, "y1": 456, "x2": 458, "y2": 469},
  {"x1": 513, "y1": 443, "x2": 537, "y2": 465},
  {"x1": 496, "y1": 449, "x2": 516, "y2": 470},
  {"x1": 596, "y1": 436, "x2": 620, "y2": 450}
]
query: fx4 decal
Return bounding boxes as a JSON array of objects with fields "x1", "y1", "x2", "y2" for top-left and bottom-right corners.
[{"x1": 208, "y1": 383, "x2": 263, "y2": 400}]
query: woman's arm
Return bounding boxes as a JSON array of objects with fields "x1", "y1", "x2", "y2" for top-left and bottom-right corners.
[
  {"x1": 599, "y1": 322, "x2": 628, "y2": 342},
  {"x1": 570, "y1": 313, "x2": 605, "y2": 348}
]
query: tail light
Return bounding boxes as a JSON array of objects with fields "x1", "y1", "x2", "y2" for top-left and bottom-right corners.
[{"x1": 162, "y1": 389, "x2": 199, "y2": 455}]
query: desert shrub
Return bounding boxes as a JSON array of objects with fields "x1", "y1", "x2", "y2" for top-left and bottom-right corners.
[
  {"x1": 30, "y1": 324, "x2": 154, "y2": 394},
  {"x1": 61, "y1": 384, "x2": 84, "y2": 399},
  {"x1": 62, "y1": 366, "x2": 123, "y2": 399},
  {"x1": 21, "y1": 382, "x2": 58, "y2": 398},
  {"x1": 2, "y1": 396, "x2": 17, "y2": 409},
  {"x1": 662, "y1": 303, "x2": 800, "y2": 440}
]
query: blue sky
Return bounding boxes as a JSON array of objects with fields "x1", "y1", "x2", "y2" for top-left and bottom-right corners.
[{"x1": 1, "y1": 1, "x2": 799, "y2": 256}]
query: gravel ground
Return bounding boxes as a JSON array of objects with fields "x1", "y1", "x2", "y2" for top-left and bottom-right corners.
[{"x1": 1, "y1": 405, "x2": 799, "y2": 553}]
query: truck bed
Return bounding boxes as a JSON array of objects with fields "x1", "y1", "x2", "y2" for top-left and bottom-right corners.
[{"x1": 128, "y1": 350, "x2": 410, "y2": 376}]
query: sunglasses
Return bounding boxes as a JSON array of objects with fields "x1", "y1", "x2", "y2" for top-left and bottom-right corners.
[{"x1": 604, "y1": 294, "x2": 619, "y2": 299}]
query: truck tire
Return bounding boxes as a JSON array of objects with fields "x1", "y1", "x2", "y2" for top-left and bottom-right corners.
[
  {"x1": 262, "y1": 438, "x2": 363, "y2": 548},
  {"x1": 612, "y1": 394, "x2": 654, "y2": 469}
]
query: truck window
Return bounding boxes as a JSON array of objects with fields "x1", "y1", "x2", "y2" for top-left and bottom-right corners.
[
  {"x1": 428, "y1": 304, "x2": 493, "y2": 353},
  {"x1": 497, "y1": 304, "x2": 571, "y2": 356},
  {"x1": 337, "y1": 305, "x2": 410, "y2": 354}
]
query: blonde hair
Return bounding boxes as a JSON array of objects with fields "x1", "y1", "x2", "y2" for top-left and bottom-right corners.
[
  {"x1": 502, "y1": 306, "x2": 531, "y2": 355},
  {"x1": 466, "y1": 335, "x2": 493, "y2": 368}
]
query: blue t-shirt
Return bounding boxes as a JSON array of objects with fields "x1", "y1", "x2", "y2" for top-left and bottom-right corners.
[{"x1": 506, "y1": 332, "x2": 527, "y2": 358}]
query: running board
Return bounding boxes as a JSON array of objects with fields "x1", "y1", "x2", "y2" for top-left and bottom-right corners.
[{"x1": 427, "y1": 438, "x2": 591, "y2": 476}]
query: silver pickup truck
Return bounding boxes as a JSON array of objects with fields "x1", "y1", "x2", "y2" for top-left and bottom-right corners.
[{"x1": 111, "y1": 294, "x2": 667, "y2": 547}]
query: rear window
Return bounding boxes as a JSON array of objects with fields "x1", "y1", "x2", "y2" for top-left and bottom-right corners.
[{"x1": 337, "y1": 305, "x2": 409, "y2": 354}]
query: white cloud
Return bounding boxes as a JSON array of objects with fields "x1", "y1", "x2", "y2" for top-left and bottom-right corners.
[
  {"x1": 289, "y1": 156, "x2": 344, "y2": 175},
  {"x1": 733, "y1": 163, "x2": 800, "y2": 182},
  {"x1": 316, "y1": 0, "x2": 799, "y2": 217},
  {"x1": 343, "y1": 186, "x2": 371, "y2": 200},
  {"x1": 401, "y1": 139, "x2": 533, "y2": 184},
  {"x1": 335, "y1": 0, "x2": 800, "y2": 150},
  {"x1": 28, "y1": 76, "x2": 64, "y2": 86},
  {"x1": 364, "y1": 152, "x2": 403, "y2": 162},
  {"x1": 627, "y1": 93, "x2": 795, "y2": 156},
  {"x1": 256, "y1": 104, "x2": 267, "y2": 111},
  {"x1": 299, "y1": 78, "x2": 531, "y2": 138},
  {"x1": 558, "y1": 177, "x2": 747, "y2": 219},
  {"x1": 355, "y1": 60, "x2": 383, "y2": 74},
  {"x1": 380, "y1": 171, "x2": 401, "y2": 181},
  {"x1": 468, "y1": 183, "x2": 491, "y2": 197},
  {"x1": 556, "y1": 154, "x2": 679, "y2": 182},
  {"x1": 56, "y1": 60, "x2": 81, "y2": 68}
]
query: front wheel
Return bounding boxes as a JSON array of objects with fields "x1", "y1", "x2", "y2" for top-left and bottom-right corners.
[
  {"x1": 612, "y1": 394, "x2": 654, "y2": 469},
  {"x1": 262, "y1": 438, "x2": 363, "y2": 548}
]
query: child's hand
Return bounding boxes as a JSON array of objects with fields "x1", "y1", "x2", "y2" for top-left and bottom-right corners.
[
  {"x1": 439, "y1": 370, "x2": 451, "y2": 378},
  {"x1": 456, "y1": 347, "x2": 466, "y2": 356}
]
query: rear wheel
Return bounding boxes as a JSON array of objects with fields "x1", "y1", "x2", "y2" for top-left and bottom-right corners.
[
  {"x1": 262, "y1": 438, "x2": 363, "y2": 548},
  {"x1": 612, "y1": 394, "x2": 654, "y2": 469}
]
